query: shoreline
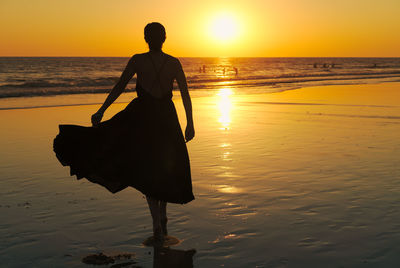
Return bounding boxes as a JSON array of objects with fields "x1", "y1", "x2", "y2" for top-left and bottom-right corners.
[{"x1": 0, "y1": 80, "x2": 400, "y2": 111}]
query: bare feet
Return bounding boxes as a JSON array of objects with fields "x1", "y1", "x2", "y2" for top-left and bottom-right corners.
[
  {"x1": 154, "y1": 227, "x2": 163, "y2": 239},
  {"x1": 142, "y1": 234, "x2": 181, "y2": 247}
]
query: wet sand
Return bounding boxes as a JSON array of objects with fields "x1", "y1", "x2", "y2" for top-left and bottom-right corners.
[{"x1": 1, "y1": 83, "x2": 400, "y2": 267}]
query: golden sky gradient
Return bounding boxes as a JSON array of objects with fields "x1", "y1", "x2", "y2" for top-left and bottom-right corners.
[{"x1": 0, "y1": 0, "x2": 399, "y2": 57}]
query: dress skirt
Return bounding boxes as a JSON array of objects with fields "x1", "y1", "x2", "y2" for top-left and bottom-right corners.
[{"x1": 53, "y1": 85, "x2": 194, "y2": 204}]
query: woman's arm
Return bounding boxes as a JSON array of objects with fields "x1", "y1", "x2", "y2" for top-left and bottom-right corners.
[
  {"x1": 176, "y1": 61, "x2": 195, "y2": 142},
  {"x1": 92, "y1": 56, "x2": 137, "y2": 125}
]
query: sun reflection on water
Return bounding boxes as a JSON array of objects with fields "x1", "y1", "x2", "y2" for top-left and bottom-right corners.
[
  {"x1": 217, "y1": 185, "x2": 241, "y2": 194},
  {"x1": 217, "y1": 88, "x2": 233, "y2": 130},
  {"x1": 215, "y1": 87, "x2": 240, "y2": 192}
]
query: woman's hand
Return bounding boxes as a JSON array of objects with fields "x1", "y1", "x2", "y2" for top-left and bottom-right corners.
[
  {"x1": 91, "y1": 111, "x2": 104, "y2": 126},
  {"x1": 185, "y1": 123, "x2": 195, "y2": 142}
]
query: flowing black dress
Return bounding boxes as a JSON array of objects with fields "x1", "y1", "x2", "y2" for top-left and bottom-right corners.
[{"x1": 53, "y1": 79, "x2": 194, "y2": 204}]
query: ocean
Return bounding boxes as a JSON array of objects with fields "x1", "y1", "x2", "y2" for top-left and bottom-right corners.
[{"x1": 1, "y1": 57, "x2": 400, "y2": 102}]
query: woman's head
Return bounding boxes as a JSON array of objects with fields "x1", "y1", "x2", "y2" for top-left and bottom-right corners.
[{"x1": 144, "y1": 22, "x2": 166, "y2": 51}]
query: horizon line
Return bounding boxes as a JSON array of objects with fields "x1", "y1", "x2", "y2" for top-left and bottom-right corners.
[{"x1": 1, "y1": 56, "x2": 400, "y2": 58}]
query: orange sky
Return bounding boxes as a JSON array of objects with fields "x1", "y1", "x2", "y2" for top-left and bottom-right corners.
[{"x1": 0, "y1": 0, "x2": 399, "y2": 57}]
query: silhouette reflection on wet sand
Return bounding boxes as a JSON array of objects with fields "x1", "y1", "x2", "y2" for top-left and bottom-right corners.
[{"x1": 153, "y1": 246, "x2": 196, "y2": 268}]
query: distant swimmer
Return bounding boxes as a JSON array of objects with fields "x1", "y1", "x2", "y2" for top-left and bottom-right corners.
[
  {"x1": 331, "y1": 63, "x2": 335, "y2": 68},
  {"x1": 313, "y1": 63, "x2": 317, "y2": 68},
  {"x1": 233, "y1": 67, "x2": 238, "y2": 76},
  {"x1": 202, "y1": 65, "x2": 206, "y2": 73},
  {"x1": 323, "y1": 63, "x2": 328, "y2": 68},
  {"x1": 223, "y1": 68, "x2": 226, "y2": 76}
]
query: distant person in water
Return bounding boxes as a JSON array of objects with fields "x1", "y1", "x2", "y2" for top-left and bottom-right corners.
[
  {"x1": 53, "y1": 22, "x2": 195, "y2": 245},
  {"x1": 233, "y1": 67, "x2": 238, "y2": 76}
]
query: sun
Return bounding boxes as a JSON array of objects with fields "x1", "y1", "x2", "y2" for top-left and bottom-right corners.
[{"x1": 209, "y1": 13, "x2": 239, "y2": 42}]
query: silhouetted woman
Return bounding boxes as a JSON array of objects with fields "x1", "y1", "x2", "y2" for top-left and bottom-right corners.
[{"x1": 54, "y1": 22, "x2": 195, "y2": 244}]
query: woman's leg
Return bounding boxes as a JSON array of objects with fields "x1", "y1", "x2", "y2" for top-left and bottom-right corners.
[
  {"x1": 146, "y1": 196, "x2": 162, "y2": 240},
  {"x1": 160, "y1": 201, "x2": 168, "y2": 235}
]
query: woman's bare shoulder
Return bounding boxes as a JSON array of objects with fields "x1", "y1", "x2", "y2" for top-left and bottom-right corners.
[
  {"x1": 163, "y1": 53, "x2": 181, "y2": 67},
  {"x1": 130, "y1": 53, "x2": 148, "y2": 62}
]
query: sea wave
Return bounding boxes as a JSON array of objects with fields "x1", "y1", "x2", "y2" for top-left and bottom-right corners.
[
  {"x1": 0, "y1": 76, "x2": 398, "y2": 99},
  {"x1": 0, "y1": 76, "x2": 122, "y2": 89},
  {"x1": 1, "y1": 57, "x2": 400, "y2": 99}
]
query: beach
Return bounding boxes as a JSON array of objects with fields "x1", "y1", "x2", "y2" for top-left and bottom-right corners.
[{"x1": 1, "y1": 82, "x2": 400, "y2": 267}]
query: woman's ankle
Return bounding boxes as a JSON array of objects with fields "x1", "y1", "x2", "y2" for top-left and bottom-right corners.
[{"x1": 161, "y1": 217, "x2": 168, "y2": 236}]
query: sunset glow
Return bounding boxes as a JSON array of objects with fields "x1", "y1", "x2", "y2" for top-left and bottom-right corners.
[{"x1": 0, "y1": 0, "x2": 399, "y2": 57}]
